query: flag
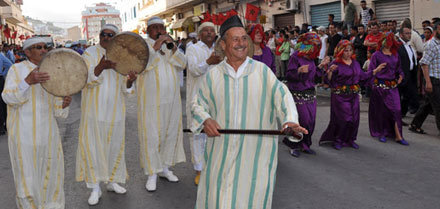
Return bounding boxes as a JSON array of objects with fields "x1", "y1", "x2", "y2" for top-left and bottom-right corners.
[
  {"x1": 25, "y1": 35, "x2": 30, "y2": 40},
  {"x1": 227, "y1": 9, "x2": 238, "y2": 18},
  {"x1": 3, "y1": 24, "x2": 10, "y2": 39},
  {"x1": 19, "y1": 35, "x2": 25, "y2": 40},
  {"x1": 217, "y1": 12, "x2": 227, "y2": 25},
  {"x1": 12, "y1": 31, "x2": 17, "y2": 39},
  {"x1": 212, "y1": 14, "x2": 218, "y2": 25},
  {"x1": 245, "y1": 3, "x2": 260, "y2": 21},
  {"x1": 202, "y1": 11, "x2": 212, "y2": 23}
]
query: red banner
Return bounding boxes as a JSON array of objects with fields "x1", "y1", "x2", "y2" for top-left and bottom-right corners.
[{"x1": 245, "y1": 3, "x2": 260, "y2": 21}]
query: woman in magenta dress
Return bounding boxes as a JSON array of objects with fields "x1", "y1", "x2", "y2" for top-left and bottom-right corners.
[
  {"x1": 248, "y1": 24, "x2": 276, "y2": 73},
  {"x1": 368, "y1": 32, "x2": 409, "y2": 145},
  {"x1": 319, "y1": 40, "x2": 383, "y2": 150},
  {"x1": 283, "y1": 32, "x2": 328, "y2": 157}
]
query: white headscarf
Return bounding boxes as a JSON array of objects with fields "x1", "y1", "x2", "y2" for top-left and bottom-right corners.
[
  {"x1": 100, "y1": 24, "x2": 119, "y2": 34},
  {"x1": 147, "y1": 16, "x2": 164, "y2": 26},
  {"x1": 198, "y1": 22, "x2": 215, "y2": 34},
  {"x1": 23, "y1": 37, "x2": 46, "y2": 50}
]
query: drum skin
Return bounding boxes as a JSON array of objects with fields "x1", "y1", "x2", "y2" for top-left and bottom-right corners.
[
  {"x1": 214, "y1": 34, "x2": 254, "y2": 59},
  {"x1": 39, "y1": 48, "x2": 88, "y2": 97},
  {"x1": 106, "y1": 32, "x2": 149, "y2": 75}
]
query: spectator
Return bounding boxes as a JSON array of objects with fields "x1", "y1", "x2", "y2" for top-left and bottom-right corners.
[
  {"x1": 364, "y1": 22, "x2": 382, "y2": 51},
  {"x1": 343, "y1": 0, "x2": 358, "y2": 32},
  {"x1": 397, "y1": 24, "x2": 419, "y2": 118},
  {"x1": 327, "y1": 23, "x2": 342, "y2": 57},
  {"x1": 380, "y1": 21, "x2": 388, "y2": 32},
  {"x1": 423, "y1": 26, "x2": 433, "y2": 48},
  {"x1": 317, "y1": 26, "x2": 328, "y2": 63},
  {"x1": 328, "y1": 14, "x2": 336, "y2": 28},
  {"x1": 300, "y1": 23, "x2": 309, "y2": 34},
  {"x1": 342, "y1": 25, "x2": 350, "y2": 40},
  {"x1": 359, "y1": 0, "x2": 376, "y2": 27},
  {"x1": 350, "y1": 26, "x2": 358, "y2": 43},
  {"x1": 401, "y1": 18, "x2": 424, "y2": 53},
  {"x1": 267, "y1": 30, "x2": 277, "y2": 52},
  {"x1": 432, "y1": 17, "x2": 440, "y2": 25},
  {"x1": 421, "y1": 20, "x2": 432, "y2": 39},
  {"x1": 279, "y1": 34, "x2": 292, "y2": 80},
  {"x1": 289, "y1": 30, "x2": 298, "y2": 56},
  {"x1": 410, "y1": 22, "x2": 440, "y2": 135},
  {"x1": 387, "y1": 20, "x2": 397, "y2": 33},
  {"x1": 354, "y1": 24, "x2": 368, "y2": 67},
  {"x1": 275, "y1": 36, "x2": 284, "y2": 79}
]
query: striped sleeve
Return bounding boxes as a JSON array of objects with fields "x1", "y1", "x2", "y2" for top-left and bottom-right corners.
[{"x1": 190, "y1": 73, "x2": 213, "y2": 133}]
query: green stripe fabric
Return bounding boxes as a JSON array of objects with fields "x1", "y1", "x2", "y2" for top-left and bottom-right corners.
[
  {"x1": 248, "y1": 66, "x2": 268, "y2": 209},
  {"x1": 215, "y1": 74, "x2": 231, "y2": 209},
  {"x1": 231, "y1": 75, "x2": 248, "y2": 209},
  {"x1": 263, "y1": 137, "x2": 277, "y2": 209},
  {"x1": 206, "y1": 73, "x2": 218, "y2": 118}
]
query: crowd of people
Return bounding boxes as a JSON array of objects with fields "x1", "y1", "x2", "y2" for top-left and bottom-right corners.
[{"x1": 0, "y1": 1, "x2": 440, "y2": 208}]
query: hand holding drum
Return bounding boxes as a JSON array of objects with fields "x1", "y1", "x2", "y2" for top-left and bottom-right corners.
[{"x1": 38, "y1": 48, "x2": 88, "y2": 97}]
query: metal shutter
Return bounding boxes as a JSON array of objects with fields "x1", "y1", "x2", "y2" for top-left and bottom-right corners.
[
  {"x1": 310, "y1": 1, "x2": 341, "y2": 27},
  {"x1": 274, "y1": 13, "x2": 295, "y2": 28},
  {"x1": 375, "y1": 0, "x2": 410, "y2": 23}
]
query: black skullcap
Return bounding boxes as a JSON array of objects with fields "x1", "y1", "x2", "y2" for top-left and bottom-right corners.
[{"x1": 220, "y1": 15, "x2": 244, "y2": 37}]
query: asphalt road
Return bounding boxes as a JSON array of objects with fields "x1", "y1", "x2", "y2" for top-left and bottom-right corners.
[{"x1": 0, "y1": 87, "x2": 439, "y2": 209}]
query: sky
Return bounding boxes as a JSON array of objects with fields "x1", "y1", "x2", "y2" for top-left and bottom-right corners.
[{"x1": 21, "y1": 0, "x2": 118, "y2": 28}]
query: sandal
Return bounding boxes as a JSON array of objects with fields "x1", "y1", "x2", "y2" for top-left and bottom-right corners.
[{"x1": 409, "y1": 124, "x2": 426, "y2": 134}]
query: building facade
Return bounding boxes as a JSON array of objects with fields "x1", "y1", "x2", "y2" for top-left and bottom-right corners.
[
  {"x1": 116, "y1": 0, "x2": 438, "y2": 39},
  {"x1": 0, "y1": 0, "x2": 33, "y2": 45},
  {"x1": 81, "y1": 2, "x2": 122, "y2": 44},
  {"x1": 67, "y1": 26, "x2": 81, "y2": 42}
]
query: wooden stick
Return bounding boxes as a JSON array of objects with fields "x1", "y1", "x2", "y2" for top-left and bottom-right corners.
[{"x1": 183, "y1": 129, "x2": 302, "y2": 140}]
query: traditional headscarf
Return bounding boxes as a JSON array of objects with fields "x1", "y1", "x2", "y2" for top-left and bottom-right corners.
[
  {"x1": 248, "y1": 24, "x2": 266, "y2": 49},
  {"x1": 333, "y1": 40, "x2": 356, "y2": 63},
  {"x1": 100, "y1": 24, "x2": 119, "y2": 34},
  {"x1": 294, "y1": 32, "x2": 321, "y2": 59},
  {"x1": 23, "y1": 37, "x2": 46, "y2": 50},
  {"x1": 377, "y1": 32, "x2": 401, "y2": 55}
]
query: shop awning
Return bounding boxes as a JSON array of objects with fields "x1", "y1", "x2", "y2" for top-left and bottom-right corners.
[{"x1": 170, "y1": 16, "x2": 193, "y2": 29}]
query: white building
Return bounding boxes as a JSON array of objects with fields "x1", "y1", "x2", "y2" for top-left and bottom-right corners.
[{"x1": 81, "y1": 2, "x2": 122, "y2": 44}]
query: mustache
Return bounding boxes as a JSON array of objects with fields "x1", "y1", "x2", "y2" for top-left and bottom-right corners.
[{"x1": 233, "y1": 46, "x2": 246, "y2": 50}]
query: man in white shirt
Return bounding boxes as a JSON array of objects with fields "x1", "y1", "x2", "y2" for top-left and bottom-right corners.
[
  {"x1": 185, "y1": 21, "x2": 222, "y2": 185},
  {"x1": 317, "y1": 26, "x2": 328, "y2": 62}
]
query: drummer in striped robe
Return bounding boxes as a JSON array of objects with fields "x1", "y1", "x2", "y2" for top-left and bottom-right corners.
[
  {"x1": 185, "y1": 21, "x2": 222, "y2": 185},
  {"x1": 1, "y1": 37, "x2": 71, "y2": 209},
  {"x1": 137, "y1": 16, "x2": 186, "y2": 192},
  {"x1": 191, "y1": 15, "x2": 308, "y2": 209},
  {"x1": 75, "y1": 24, "x2": 137, "y2": 205}
]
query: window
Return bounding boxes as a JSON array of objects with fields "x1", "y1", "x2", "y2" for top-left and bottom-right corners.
[
  {"x1": 133, "y1": 6, "x2": 136, "y2": 18},
  {"x1": 124, "y1": 12, "x2": 127, "y2": 22}
]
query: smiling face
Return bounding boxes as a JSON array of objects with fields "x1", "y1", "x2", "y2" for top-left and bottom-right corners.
[{"x1": 220, "y1": 27, "x2": 248, "y2": 62}]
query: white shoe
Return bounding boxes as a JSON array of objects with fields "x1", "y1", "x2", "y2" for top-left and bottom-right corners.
[
  {"x1": 158, "y1": 171, "x2": 179, "y2": 182},
  {"x1": 88, "y1": 190, "x2": 102, "y2": 206},
  {"x1": 106, "y1": 183, "x2": 127, "y2": 194},
  {"x1": 145, "y1": 175, "x2": 157, "y2": 192}
]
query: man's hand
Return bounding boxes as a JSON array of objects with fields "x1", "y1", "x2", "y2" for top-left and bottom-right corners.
[
  {"x1": 127, "y1": 71, "x2": 137, "y2": 88},
  {"x1": 95, "y1": 56, "x2": 116, "y2": 76},
  {"x1": 425, "y1": 81, "x2": 433, "y2": 93},
  {"x1": 62, "y1": 96, "x2": 72, "y2": 109},
  {"x1": 298, "y1": 65, "x2": 309, "y2": 73},
  {"x1": 206, "y1": 52, "x2": 222, "y2": 65},
  {"x1": 24, "y1": 67, "x2": 50, "y2": 85},
  {"x1": 281, "y1": 122, "x2": 308, "y2": 136},
  {"x1": 203, "y1": 118, "x2": 221, "y2": 137}
]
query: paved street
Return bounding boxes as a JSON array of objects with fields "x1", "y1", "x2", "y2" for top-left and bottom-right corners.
[{"x1": 1, "y1": 87, "x2": 440, "y2": 209}]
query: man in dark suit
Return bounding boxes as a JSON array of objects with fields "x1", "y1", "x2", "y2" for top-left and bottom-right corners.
[{"x1": 398, "y1": 24, "x2": 419, "y2": 119}]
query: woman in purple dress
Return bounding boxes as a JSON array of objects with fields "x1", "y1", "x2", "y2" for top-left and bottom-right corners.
[
  {"x1": 248, "y1": 24, "x2": 276, "y2": 73},
  {"x1": 319, "y1": 40, "x2": 383, "y2": 150},
  {"x1": 283, "y1": 32, "x2": 328, "y2": 157},
  {"x1": 368, "y1": 32, "x2": 409, "y2": 145}
]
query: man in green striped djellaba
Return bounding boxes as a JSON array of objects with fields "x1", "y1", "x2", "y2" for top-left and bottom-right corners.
[{"x1": 190, "y1": 15, "x2": 308, "y2": 209}]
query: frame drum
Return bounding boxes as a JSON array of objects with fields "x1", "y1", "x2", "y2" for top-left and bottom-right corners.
[
  {"x1": 39, "y1": 48, "x2": 88, "y2": 97},
  {"x1": 106, "y1": 32, "x2": 149, "y2": 75}
]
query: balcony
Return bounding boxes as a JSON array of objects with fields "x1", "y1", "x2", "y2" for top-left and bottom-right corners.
[
  {"x1": 0, "y1": 0, "x2": 11, "y2": 7},
  {"x1": 1, "y1": 4, "x2": 23, "y2": 24}
]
